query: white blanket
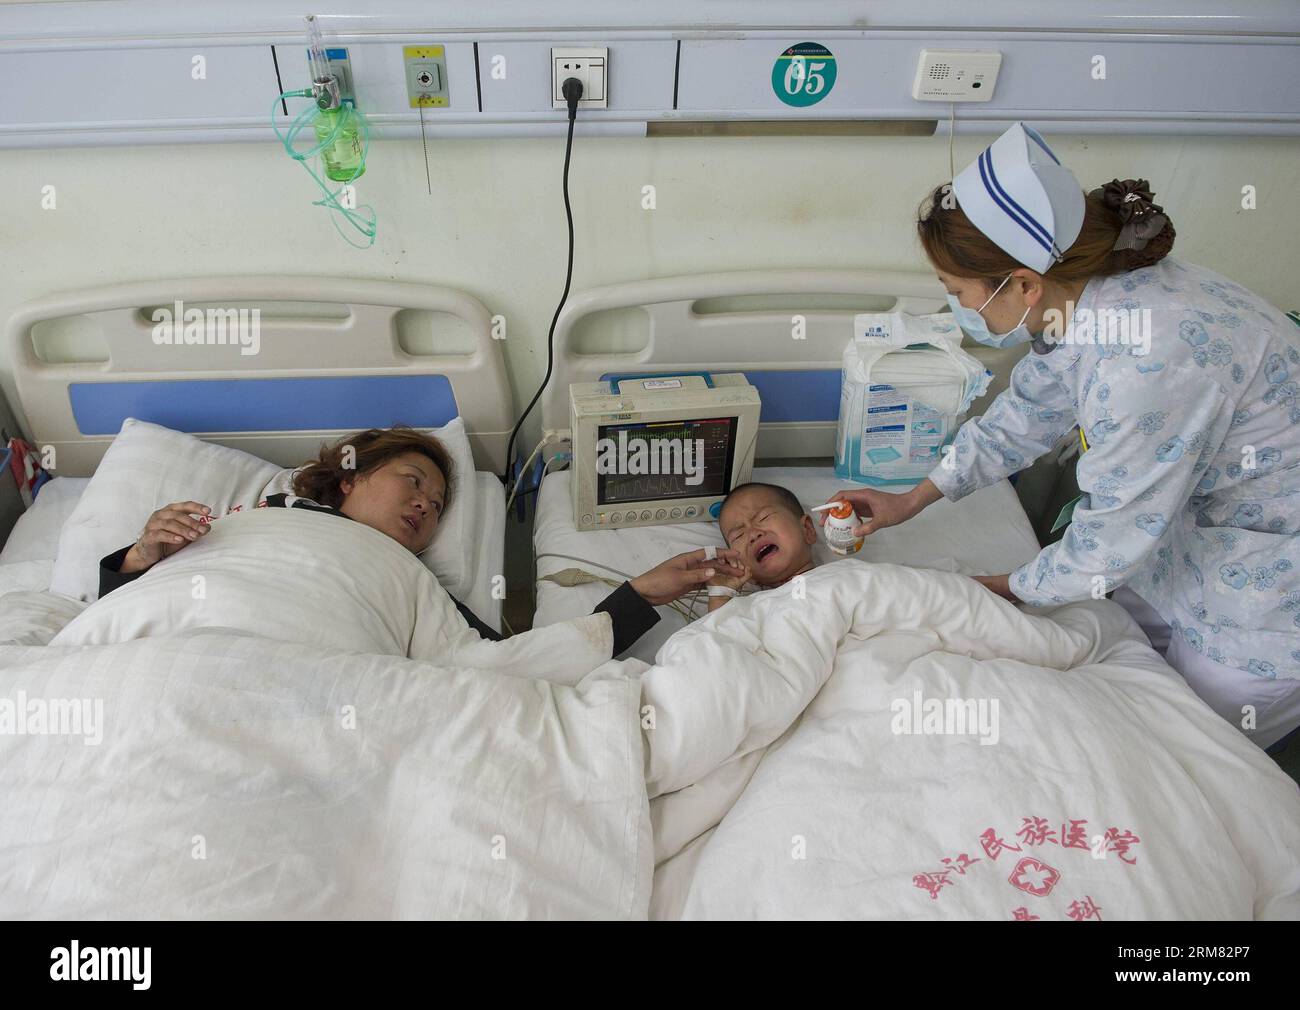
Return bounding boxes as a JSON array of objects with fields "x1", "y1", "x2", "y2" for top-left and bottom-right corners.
[
  {"x1": 637, "y1": 561, "x2": 1300, "y2": 920},
  {"x1": 0, "y1": 559, "x2": 87, "y2": 646},
  {"x1": 3, "y1": 509, "x2": 652, "y2": 919},
  {"x1": 3, "y1": 514, "x2": 1295, "y2": 920},
  {"x1": 50, "y1": 508, "x2": 612, "y2": 685},
  {"x1": 0, "y1": 634, "x2": 650, "y2": 919}
]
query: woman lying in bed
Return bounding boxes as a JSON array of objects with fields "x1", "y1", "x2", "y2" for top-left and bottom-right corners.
[{"x1": 97, "y1": 426, "x2": 745, "y2": 659}]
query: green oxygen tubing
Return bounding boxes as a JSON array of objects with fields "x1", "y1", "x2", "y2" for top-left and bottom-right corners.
[{"x1": 270, "y1": 16, "x2": 377, "y2": 248}]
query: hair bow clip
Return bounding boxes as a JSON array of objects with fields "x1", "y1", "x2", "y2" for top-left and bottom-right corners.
[{"x1": 1092, "y1": 178, "x2": 1167, "y2": 252}]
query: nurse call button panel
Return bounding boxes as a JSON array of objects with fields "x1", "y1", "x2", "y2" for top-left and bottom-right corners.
[{"x1": 911, "y1": 49, "x2": 1002, "y2": 102}]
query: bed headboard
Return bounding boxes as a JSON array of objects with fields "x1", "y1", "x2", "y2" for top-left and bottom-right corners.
[
  {"x1": 540, "y1": 268, "x2": 1015, "y2": 462},
  {"x1": 7, "y1": 276, "x2": 512, "y2": 476}
]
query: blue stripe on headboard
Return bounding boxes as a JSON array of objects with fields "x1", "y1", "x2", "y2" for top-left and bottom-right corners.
[
  {"x1": 600, "y1": 369, "x2": 840, "y2": 423},
  {"x1": 69, "y1": 375, "x2": 459, "y2": 435}
]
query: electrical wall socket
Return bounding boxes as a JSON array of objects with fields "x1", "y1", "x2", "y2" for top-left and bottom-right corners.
[{"x1": 551, "y1": 47, "x2": 608, "y2": 109}]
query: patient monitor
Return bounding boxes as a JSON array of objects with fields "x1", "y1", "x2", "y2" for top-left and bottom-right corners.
[{"x1": 569, "y1": 373, "x2": 761, "y2": 529}]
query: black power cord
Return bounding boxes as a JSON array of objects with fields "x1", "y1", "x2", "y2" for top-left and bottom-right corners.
[{"x1": 502, "y1": 76, "x2": 584, "y2": 492}]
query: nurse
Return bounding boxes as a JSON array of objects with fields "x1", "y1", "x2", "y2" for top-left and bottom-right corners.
[{"x1": 832, "y1": 123, "x2": 1300, "y2": 751}]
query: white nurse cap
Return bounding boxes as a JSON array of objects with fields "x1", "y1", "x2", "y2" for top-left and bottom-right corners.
[{"x1": 951, "y1": 122, "x2": 1085, "y2": 274}]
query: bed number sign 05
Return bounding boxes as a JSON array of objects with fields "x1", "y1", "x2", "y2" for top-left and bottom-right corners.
[{"x1": 772, "y1": 42, "x2": 836, "y2": 107}]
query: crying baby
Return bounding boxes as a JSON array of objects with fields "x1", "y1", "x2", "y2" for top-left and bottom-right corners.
[{"x1": 707, "y1": 482, "x2": 819, "y2": 612}]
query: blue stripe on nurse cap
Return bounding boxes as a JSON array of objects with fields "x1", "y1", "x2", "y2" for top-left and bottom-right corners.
[{"x1": 951, "y1": 123, "x2": 1085, "y2": 274}]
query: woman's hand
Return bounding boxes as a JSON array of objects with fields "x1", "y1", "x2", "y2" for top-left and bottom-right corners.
[
  {"x1": 121, "y1": 501, "x2": 212, "y2": 572},
  {"x1": 972, "y1": 573, "x2": 1020, "y2": 602},
  {"x1": 629, "y1": 547, "x2": 747, "y2": 606},
  {"x1": 820, "y1": 479, "x2": 942, "y2": 537}
]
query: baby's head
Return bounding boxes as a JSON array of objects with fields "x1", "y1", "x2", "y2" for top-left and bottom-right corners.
[{"x1": 718, "y1": 482, "x2": 817, "y2": 587}]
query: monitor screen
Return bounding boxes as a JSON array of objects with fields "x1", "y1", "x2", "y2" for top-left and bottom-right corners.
[{"x1": 596, "y1": 416, "x2": 738, "y2": 505}]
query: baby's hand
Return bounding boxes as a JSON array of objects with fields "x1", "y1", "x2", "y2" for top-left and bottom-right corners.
[
  {"x1": 707, "y1": 563, "x2": 751, "y2": 593},
  {"x1": 705, "y1": 561, "x2": 750, "y2": 612}
]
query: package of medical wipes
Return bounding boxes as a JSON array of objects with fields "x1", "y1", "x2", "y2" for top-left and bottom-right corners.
[{"x1": 834, "y1": 312, "x2": 991, "y2": 486}]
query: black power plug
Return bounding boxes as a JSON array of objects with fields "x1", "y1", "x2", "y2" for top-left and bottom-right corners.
[{"x1": 561, "y1": 76, "x2": 584, "y2": 120}]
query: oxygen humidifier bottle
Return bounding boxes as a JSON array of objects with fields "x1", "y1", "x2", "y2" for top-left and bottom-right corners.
[
  {"x1": 821, "y1": 501, "x2": 864, "y2": 556},
  {"x1": 314, "y1": 105, "x2": 365, "y2": 182},
  {"x1": 306, "y1": 15, "x2": 364, "y2": 182}
]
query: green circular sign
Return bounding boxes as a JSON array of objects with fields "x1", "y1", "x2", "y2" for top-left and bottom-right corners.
[{"x1": 772, "y1": 42, "x2": 836, "y2": 107}]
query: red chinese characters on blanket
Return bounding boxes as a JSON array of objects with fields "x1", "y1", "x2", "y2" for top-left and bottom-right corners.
[
  {"x1": 942, "y1": 852, "x2": 980, "y2": 875},
  {"x1": 912, "y1": 814, "x2": 1141, "y2": 920},
  {"x1": 978, "y1": 828, "x2": 1021, "y2": 860},
  {"x1": 911, "y1": 851, "x2": 982, "y2": 899},
  {"x1": 1100, "y1": 828, "x2": 1141, "y2": 866},
  {"x1": 196, "y1": 504, "x2": 252, "y2": 524},
  {"x1": 912, "y1": 869, "x2": 955, "y2": 900}
]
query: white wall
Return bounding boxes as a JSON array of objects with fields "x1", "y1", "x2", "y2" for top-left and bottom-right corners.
[{"x1": 2, "y1": 131, "x2": 1297, "y2": 449}]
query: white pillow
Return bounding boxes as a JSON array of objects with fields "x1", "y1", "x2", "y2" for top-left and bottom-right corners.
[
  {"x1": 0, "y1": 477, "x2": 91, "y2": 566},
  {"x1": 258, "y1": 415, "x2": 478, "y2": 598},
  {"x1": 49, "y1": 419, "x2": 282, "y2": 603},
  {"x1": 50, "y1": 417, "x2": 480, "y2": 604}
]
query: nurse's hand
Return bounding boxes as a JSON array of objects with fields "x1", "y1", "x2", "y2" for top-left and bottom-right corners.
[
  {"x1": 630, "y1": 547, "x2": 747, "y2": 605},
  {"x1": 972, "y1": 574, "x2": 1019, "y2": 602},
  {"x1": 821, "y1": 479, "x2": 942, "y2": 537},
  {"x1": 121, "y1": 501, "x2": 212, "y2": 572}
]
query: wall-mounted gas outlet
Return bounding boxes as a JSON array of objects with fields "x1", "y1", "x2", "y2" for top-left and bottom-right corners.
[
  {"x1": 552, "y1": 47, "x2": 608, "y2": 109},
  {"x1": 404, "y1": 45, "x2": 449, "y2": 107},
  {"x1": 911, "y1": 49, "x2": 1002, "y2": 103}
]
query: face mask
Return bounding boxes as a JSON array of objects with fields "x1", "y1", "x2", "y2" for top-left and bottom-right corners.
[{"x1": 946, "y1": 274, "x2": 1033, "y2": 349}]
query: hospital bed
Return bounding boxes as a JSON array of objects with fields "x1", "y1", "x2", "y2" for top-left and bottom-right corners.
[
  {"x1": 0, "y1": 277, "x2": 598, "y2": 920},
  {"x1": 0, "y1": 273, "x2": 1296, "y2": 921},
  {"x1": 531, "y1": 269, "x2": 1300, "y2": 921},
  {"x1": 531, "y1": 268, "x2": 1037, "y2": 664},
  {"x1": 0, "y1": 276, "x2": 509, "y2": 630}
]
